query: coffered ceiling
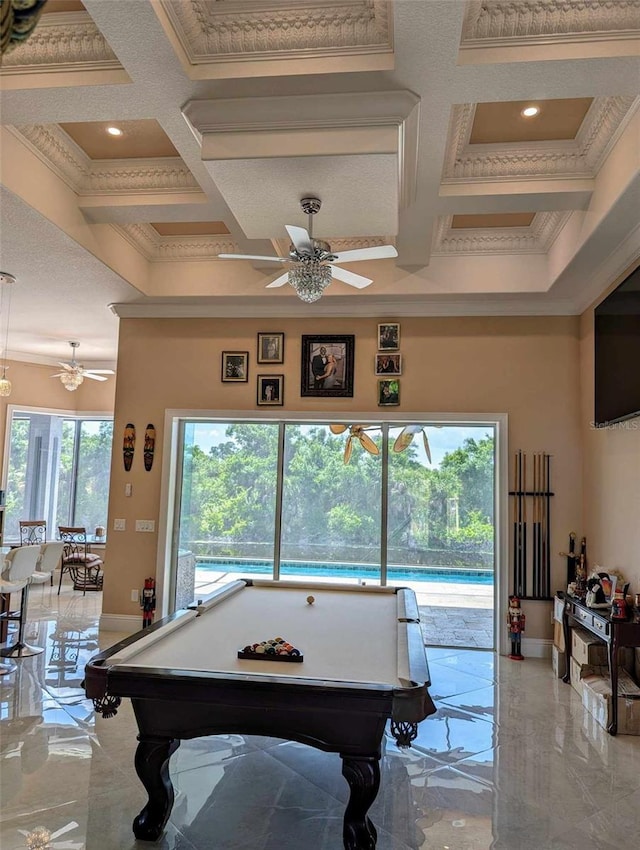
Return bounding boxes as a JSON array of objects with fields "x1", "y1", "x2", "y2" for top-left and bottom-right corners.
[{"x1": 0, "y1": 0, "x2": 638, "y2": 365}]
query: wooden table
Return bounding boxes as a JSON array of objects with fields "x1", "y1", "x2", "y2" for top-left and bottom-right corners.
[{"x1": 559, "y1": 591, "x2": 640, "y2": 735}]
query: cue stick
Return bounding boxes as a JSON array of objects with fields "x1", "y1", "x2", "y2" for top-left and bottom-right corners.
[
  {"x1": 513, "y1": 451, "x2": 518, "y2": 595},
  {"x1": 538, "y1": 453, "x2": 543, "y2": 597},
  {"x1": 545, "y1": 453, "x2": 551, "y2": 598},
  {"x1": 532, "y1": 453, "x2": 538, "y2": 597},
  {"x1": 522, "y1": 451, "x2": 527, "y2": 598}
]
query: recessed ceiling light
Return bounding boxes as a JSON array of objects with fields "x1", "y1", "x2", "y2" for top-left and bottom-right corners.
[
  {"x1": 107, "y1": 126, "x2": 123, "y2": 136},
  {"x1": 521, "y1": 106, "x2": 539, "y2": 118}
]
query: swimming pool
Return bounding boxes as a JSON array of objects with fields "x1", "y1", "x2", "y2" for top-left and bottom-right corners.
[{"x1": 197, "y1": 559, "x2": 494, "y2": 585}]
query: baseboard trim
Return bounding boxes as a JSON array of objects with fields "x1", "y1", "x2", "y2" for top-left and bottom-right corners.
[
  {"x1": 521, "y1": 637, "x2": 552, "y2": 659},
  {"x1": 100, "y1": 613, "x2": 141, "y2": 633}
]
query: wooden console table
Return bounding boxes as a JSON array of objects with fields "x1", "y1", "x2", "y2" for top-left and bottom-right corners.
[{"x1": 559, "y1": 591, "x2": 640, "y2": 735}]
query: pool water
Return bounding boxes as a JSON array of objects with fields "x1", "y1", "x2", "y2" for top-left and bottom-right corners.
[{"x1": 198, "y1": 559, "x2": 494, "y2": 585}]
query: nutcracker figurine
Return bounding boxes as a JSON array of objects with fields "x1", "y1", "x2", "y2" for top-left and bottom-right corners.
[
  {"x1": 141, "y1": 577, "x2": 156, "y2": 629},
  {"x1": 507, "y1": 595, "x2": 525, "y2": 660}
]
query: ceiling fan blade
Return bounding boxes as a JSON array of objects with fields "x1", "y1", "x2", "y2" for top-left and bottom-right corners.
[
  {"x1": 331, "y1": 245, "x2": 398, "y2": 263},
  {"x1": 84, "y1": 373, "x2": 108, "y2": 382},
  {"x1": 218, "y1": 254, "x2": 289, "y2": 263},
  {"x1": 84, "y1": 369, "x2": 115, "y2": 375},
  {"x1": 422, "y1": 431, "x2": 432, "y2": 464},
  {"x1": 343, "y1": 436, "x2": 353, "y2": 464},
  {"x1": 358, "y1": 433, "x2": 380, "y2": 455},
  {"x1": 285, "y1": 225, "x2": 313, "y2": 255},
  {"x1": 330, "y1": 424, "x2": 349, "y2": 434},
  {"x1": 57, "y1": 362, "x2": 73, "y2": 370},
  {"x1": 50, "y1": 372, "x2": 66, "y2": 378},
  {"x1": 265, "y1": 271, "x2": 290, "y2": 289},
  {"x1": 331, "y1": 265, "x2": 372, "y2": 289}
]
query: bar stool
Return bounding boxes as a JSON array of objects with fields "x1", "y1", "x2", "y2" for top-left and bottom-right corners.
[
  {"x1": 0, "y1": 546, "x2": 44, "y2": 659},
  {"x1": 36, "y1": 542, "x2": 65, "y2": 587},
  {"x1": 0, "y1": 568, "x2": 29, "y2": 676}
]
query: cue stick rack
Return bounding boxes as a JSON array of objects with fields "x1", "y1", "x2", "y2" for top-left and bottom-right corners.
[{"x1": 509, "y1": 450, "x2": 554, "y2": 600}]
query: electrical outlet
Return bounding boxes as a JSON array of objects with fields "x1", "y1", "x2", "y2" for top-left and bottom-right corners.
[
  {"x1": 113, "y1": 518, "x2": 126, "y2": 531},
  {"x1": 131, "y1": 589, "x2": 139, "y2": 603},
  {"x1": 135, "y1": 520, "x2": 155, "y2": 533}
]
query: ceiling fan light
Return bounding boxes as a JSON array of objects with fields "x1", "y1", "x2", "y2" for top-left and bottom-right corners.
[
  {"x1": 288, "y1": 262, "x2": 332, "y2": 303},
  {"x1": 60, "y1": 371, "x2": 84, "y2": 391}
]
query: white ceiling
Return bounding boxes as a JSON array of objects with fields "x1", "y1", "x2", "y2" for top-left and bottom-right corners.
[{"x1": 0, "y1": 0, "x2": 639, "y2": 366}]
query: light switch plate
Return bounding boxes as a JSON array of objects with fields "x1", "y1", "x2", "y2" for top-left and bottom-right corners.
[
  {"x1": 113, "y1": 518, "x2": 126, "y2": 531},
  {"x1": 135, "y1": 520, "x2": 155, "y2": 533}
]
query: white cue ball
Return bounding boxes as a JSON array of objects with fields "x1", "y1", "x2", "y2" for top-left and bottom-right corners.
[{"x1": 306, "y1": 595, "x2": 315, "y2": 605}]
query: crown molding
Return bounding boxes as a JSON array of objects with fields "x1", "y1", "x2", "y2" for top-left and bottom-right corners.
[
  {"x1": 114, "y1": 224, "x2": 239, "y2": 261},
  {"x1": 8, "y1": 124, "x2": 200, "y2": 196},
  {"x1": 159, "y1": 0, "x2": 393, "y2": 75},
  {"x1": 109, "y1": 293, "x2": 580, "y2": 320},
  {"x1": 432, "y1": 211, "x2": 571, "y2": 256},
  {"x1": 443, "y1": 96, "x2": 638, "y2": 181},
  {"x1": 0, "y1": 11, "x2": 124, "y2": 77},
  {"x1": 461, "y1": 0, "x2": 640, "y2": 43}
]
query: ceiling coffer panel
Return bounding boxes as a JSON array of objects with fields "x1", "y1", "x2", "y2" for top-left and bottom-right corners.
[{"x1": 160, "y1": 0, "x2": 393, "y2": 62}]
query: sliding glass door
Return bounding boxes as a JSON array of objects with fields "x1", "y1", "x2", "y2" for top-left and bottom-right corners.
[{"x1": 172, "y1": 418, "x2": 495, "y2": 648}]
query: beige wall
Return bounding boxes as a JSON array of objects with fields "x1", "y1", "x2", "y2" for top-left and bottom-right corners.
[
  {"x1": 103, "y1": 315, "x2": 583, "y2": 641},
  {"x1": 579, "y1": 275, "x2": 640, "y2": 593}
]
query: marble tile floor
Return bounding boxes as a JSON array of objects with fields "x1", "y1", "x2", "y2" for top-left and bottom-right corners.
[{"x1": 1, "y1": 583, "x2": 639, "y2": 849}]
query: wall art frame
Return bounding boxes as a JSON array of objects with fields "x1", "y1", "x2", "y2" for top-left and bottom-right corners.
[
  {"x1": 301, "y1": 334, "x2": 354, "y2": 398},
  {"x1": 221, "y1": 351, "x2": 249, "y2": 382}
]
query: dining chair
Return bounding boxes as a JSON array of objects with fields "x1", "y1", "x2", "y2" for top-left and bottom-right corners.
[
  {"x1": 19, "y1": 520, "x2": 47, "y2": 547},
  {"x1": 0, "y1": 545, "x2": 44, "y2": 659},
  {"x1": 58, "y1": 527, "x2": 104, "y2": 595}
]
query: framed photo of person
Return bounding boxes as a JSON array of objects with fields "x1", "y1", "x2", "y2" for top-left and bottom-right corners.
[
  {"x1": 257, "y1": 374, "x2": 284, "y2": 406},
  {"x1": 221, "y1": 351, "x2": 249, "y2": 382},
  {"x1": 378, "y1": 322, "x2": 400, "y2": 351},
  {"x1": 374, "y1": 353, "x2": 402, "y2": 376},
  {"x1": 378, "y1": 379, "x2": 400, "y2": 406},
  {"x1": 301, "y1": 334, "x2": 355, "y2": 398},
  {"x1": 257, "y1": 332, "x2": 284, "y2": 364}
]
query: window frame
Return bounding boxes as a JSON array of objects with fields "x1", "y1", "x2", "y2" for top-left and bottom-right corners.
[{"x1": 1, "y1": 404, "x2": 114, "y2": 539}]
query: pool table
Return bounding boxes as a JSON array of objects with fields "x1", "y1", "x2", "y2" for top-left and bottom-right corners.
[{"x1": 85, "y1": 579, "x2": 435, "y2": 849}]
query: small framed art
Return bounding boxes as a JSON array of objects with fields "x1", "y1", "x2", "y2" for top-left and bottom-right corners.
[
  {"x1": 378, "y1": 323, "x2": 400, "y2": 350},
  {"x1": 221, "y1": 351, "x2": 249, "y2": 382},
  {"x1": 378, "y1": 379, "x2": 399, "y2": 406},
  {"x1": 257, "y1": 332, "x2": 284, "y2": 364},
  {"x1": 257, "y1": 374, "x2": 284, "y2": 406},
  {"x1": 301, "y1": 334, "x2": 355, "y2": 398},
  {"x1": 375, "y1": 352, "x2": 402, "y2": 376}
]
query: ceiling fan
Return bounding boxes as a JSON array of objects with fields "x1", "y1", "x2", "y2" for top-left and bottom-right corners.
[
  {"x1": 51, "y1": 341, "x2": 115, "y2": 391},
  {"x1": 218, "y1": 197, "x2": 398, "y2": 302}
]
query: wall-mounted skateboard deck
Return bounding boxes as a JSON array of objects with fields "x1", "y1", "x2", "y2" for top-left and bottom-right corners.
[
  {"x1": 144, "y1": 424, "x2": 156, "y2": 472},
  {"x1": 123, "y1": 423, "x2": 135, "y2": 472}
]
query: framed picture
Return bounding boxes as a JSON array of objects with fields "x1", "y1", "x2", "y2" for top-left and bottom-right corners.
[
  {"x1": 221, "y1": 351, "x2": 248, "y2": 382},
  {"x1": 378, "y1": 379, "x2": 400, "y2": 406},
  {"x1": 257, "y1": 374, "x2": 284, "y2": 406},
  {"x1": 598, "y1": 572, "x2": 617, "y2": 603},
  {"x1": 257, "y1": 332, "x2": 284, "y2": 364},
  {"x1": 301, "y1": 334, "x2": 355, "y2": 398},
  {"x1": 375, "y1": 353, "x2": 402, "y2": 376},
  {"x1": 378, "y1": 322, "x2": 400, "y2": 351}
]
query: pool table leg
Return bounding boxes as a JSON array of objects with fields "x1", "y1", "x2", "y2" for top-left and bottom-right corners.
[
  {"x1": 132, "y1": 735, "x2": 180, "y2": 841},
  {"x1": 341, "y1": 755, "x2": 380, "y2": 850}
]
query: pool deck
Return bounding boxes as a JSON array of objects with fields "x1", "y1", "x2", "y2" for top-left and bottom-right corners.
[{"x1": 194, "y1": 569, "x2": 494, "y2": 650}]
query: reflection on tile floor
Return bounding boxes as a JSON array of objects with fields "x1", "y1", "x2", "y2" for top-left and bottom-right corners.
[{"x1": 1, "y1": 582, "x2": 639, "y2": 849}]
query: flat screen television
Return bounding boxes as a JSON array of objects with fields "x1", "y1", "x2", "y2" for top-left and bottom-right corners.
[{"x1": 594, "y1": 265, "x2": 640, "y2": 425}]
